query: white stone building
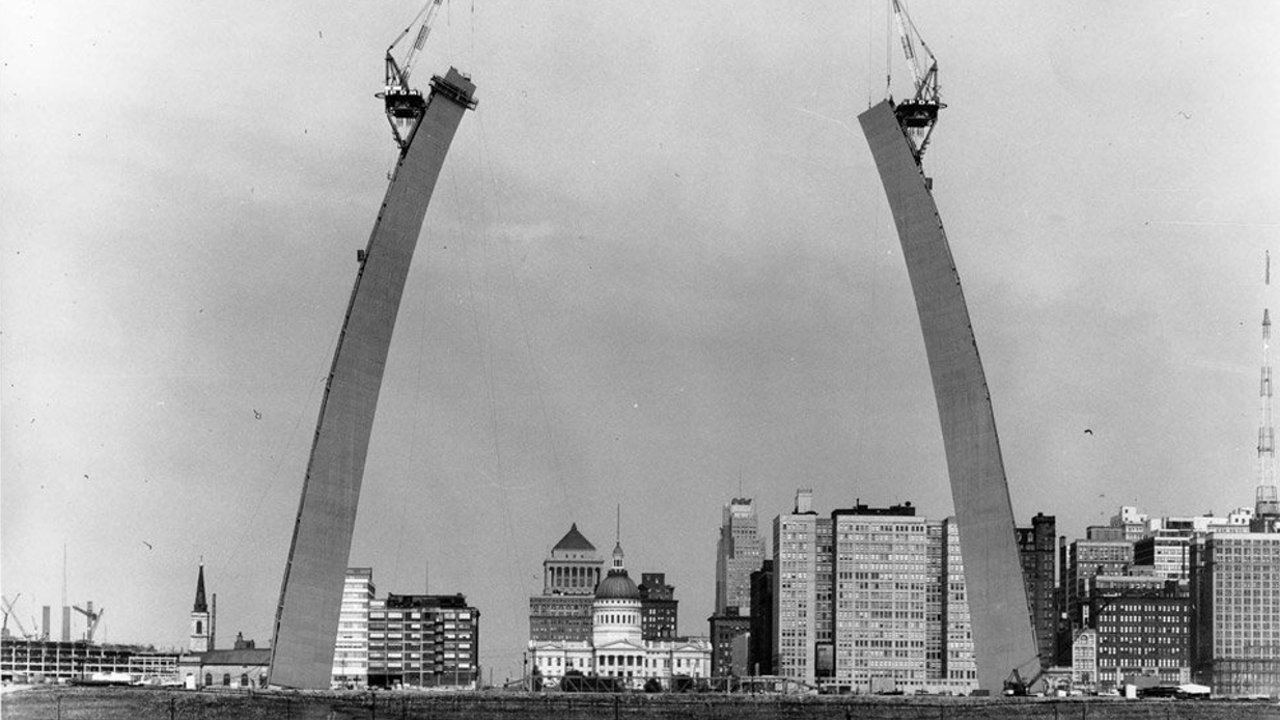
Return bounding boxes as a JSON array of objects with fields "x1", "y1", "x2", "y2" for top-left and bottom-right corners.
[{"x1": 528, "y1": 541, "x2": 711, "y2": 689}]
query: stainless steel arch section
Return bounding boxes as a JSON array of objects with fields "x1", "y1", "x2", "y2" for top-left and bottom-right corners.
[
  {"x1": 858, "y1": 99, "x2": 1040, "y2": 691},
  {"x1": 268, "y1": 68, "x2": 477, "y2": 690}
]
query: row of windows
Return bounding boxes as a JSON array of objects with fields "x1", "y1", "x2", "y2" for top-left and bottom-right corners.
[{"x1": 369, "y1": 611, "x2": 473, "y2": 621}]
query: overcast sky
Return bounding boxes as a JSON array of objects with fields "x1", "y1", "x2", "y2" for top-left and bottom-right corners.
[{"x1": 3, "y1": 0, "x2": 1277, "y2": 682}]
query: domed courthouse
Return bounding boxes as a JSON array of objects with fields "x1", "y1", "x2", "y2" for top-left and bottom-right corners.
[{"x1": 527, "y1": 525, "x2": 711, "y2": 689}]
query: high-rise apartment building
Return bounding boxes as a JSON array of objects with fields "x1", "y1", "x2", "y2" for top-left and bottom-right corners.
[
  {"x1": 332, "y1": 568, "x2": 375, "y2": 688},
  {"x1": 815, "y1": 513, "x2": 834, "y2": 680},
  {"x1": 366, "y1": 594, "x2": 479, "y2": 689},
  {"x1": 769, "y1": 491, "x2": 977, "y2": 694},
  {"x1": 1191, "y1": 532, "x2": 1280, "y2": 697},
  {"x1": 939, "y1": 518, "x2": 977, "y2": 689},
  {"x1": 529, "y1": 524, "x2": 605, "y2": 643},
  {"x1": 772, "y1": 490, "x2": 828, "y2": 685},
  {"x1": 830, "y1": 502, "x2": 928, "y2": 692},
  {"x1": 925, "y1": 522, "x2": 945, "y2": 681}
]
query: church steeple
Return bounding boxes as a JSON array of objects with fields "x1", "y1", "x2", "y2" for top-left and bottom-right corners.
[
  {"x1": 193, "y1": 563, "x2": 208, "y2": 613},
  {"x1": 189, "y1": 561, "x2": 212, "y2": 653}
]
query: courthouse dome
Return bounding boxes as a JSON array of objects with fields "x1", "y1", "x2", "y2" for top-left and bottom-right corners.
[{"x1": 595, "y1": 569, "x2": 640, "y2": 601}]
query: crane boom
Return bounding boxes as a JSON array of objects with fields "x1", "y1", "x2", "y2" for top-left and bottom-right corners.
[
  {"x1": 379, "y1": 0, "x2": 447, "y2": 149},
  {"x1": 73, "y1": 603, "x2": 105, "y2": 643},
  {"x1": 886, "y1": 0, "x2": 945, "y2": 162},
  {"x1": 2, "y1": 595, "x2": 31, "y2": 639},
  {"x1": 891, "y1": 0, "x2": 923, "y2": 90}
]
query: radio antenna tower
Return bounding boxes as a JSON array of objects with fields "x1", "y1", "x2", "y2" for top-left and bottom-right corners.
[{"x1": 1257, "y1": 251, "x2": 1279, "y2": 525}]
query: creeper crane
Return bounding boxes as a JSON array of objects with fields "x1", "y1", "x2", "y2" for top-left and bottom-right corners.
[
  {"x1": 378, "y1": 0, "x2": 446, "y2": 149},
  {"x1": 888, "y1": 0, "x2": 945, "y2": 161}
]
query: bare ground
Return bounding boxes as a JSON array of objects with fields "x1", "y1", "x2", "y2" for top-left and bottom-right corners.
[{"x1": 2, "y1": 687, "x2": 1278, "y2": 720}]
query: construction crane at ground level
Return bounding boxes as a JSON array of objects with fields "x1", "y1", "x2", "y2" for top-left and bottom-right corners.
[
  {"x1": 72, "y1": 602, "x2": 105, "y2": 644},
  {"x1": 888, "y1": 0, "x2": 945, "y2": 161},
  {"x1": 2, "y1": 594, "x2": 33, "y2": 640}
]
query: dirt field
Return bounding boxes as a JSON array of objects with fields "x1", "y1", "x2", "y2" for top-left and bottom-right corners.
[{"x1": 2, "y1": 687, "x2": 1277, "y2": 720}]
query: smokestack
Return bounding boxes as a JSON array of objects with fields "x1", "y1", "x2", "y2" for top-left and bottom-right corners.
[
  {"x1": 41, "y1": 606, "x2": 50, "y2": 641},
  {"x1": 211, "y1": 593, "x2": 217, "y2": 651},
  {"x1": 61, "y1": 544, "x2": 70, "y2": 642}
]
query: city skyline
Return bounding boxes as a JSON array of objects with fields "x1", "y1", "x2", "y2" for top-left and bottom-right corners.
[{"x1": 3, "y1": 1, "x2": 1278, "y2": 683}]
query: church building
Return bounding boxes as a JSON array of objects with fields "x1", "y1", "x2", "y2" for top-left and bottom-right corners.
[{"x1": 177, "y1": 563, "x2": 270, "y2": 688}]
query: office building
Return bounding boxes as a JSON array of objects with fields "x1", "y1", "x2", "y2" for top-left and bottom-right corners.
[
  {"x1": 710, "y1": 497, "x2": 764, "y2": 677},
  {"x1": 528, "y1": 524, "x2": 605, "y2": 643},
  {"x1": 748, "y1": 560, "x2": 774, "y2": 676},
  {"x1": 1133, "y1": 533, "x2": 1191, "y2": 582},
  {"x1": 639, "y1": 573, "x2": 678, "y2": 641},
  {"x1": 716, "y1": 498, "x2": 764, "y2": 615},
  {"x1": 1060, "y1": 534, "x2": 1134, "y2": 645},
  {"x1": 1017, "y1": 513, "x2": 1056, "y2": 667},
  {"x1": 1191, "y1": 532, "x2": 1280, "y2": 697},
  {"x1": 708, "y1": 613, "x2": 751, "y2": 678},
  {"x1": 1087, "y1": 575, "x2": 1190, "y2": 690}
]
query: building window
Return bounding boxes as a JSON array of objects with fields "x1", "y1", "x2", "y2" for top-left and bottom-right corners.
[
  {"x1": 204, "y1": 673, "x2": 212, "y2": 687},
  {"x1": 222, "y1": 673, "x2": 231, "y2": 686},
  {"x1": 240, "y1": 673, "x2": 249, "y2": 687}
]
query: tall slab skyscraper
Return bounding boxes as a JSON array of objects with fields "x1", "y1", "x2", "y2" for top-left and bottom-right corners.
[{"x1": 715, "y1": 498, "x2": 763, "y2": 615}]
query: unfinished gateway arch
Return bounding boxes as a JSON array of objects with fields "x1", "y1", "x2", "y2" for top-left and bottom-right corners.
[
  {"x1": 859, "y1": 100, "x2": 1041, "y2": 690},
  {"x1": 268, "y1": 69, "x2": 476, "y2": 689}
]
